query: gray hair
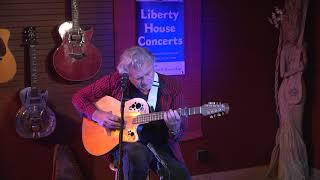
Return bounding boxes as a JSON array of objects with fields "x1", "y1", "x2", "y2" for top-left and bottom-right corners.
[{"x1": 117, "y1": 46, "x2": 155, "y2": 74}]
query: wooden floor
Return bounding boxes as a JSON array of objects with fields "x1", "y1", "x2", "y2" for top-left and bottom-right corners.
[{"x1": 191, "y1": 165, "x2": 320, "y2": 180}]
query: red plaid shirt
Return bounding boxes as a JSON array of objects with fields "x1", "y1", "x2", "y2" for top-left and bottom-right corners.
[{"x1": 72, "y1": 71, "x2": 187, "y2": 162}]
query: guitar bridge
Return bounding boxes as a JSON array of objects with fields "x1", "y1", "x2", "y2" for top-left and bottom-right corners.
[
  {"x1": 31, "y1": 124, "x2": 41, "y2": 132},
  {"x1": 69, "y1": 53, "x2": 86, "y2": 60}
]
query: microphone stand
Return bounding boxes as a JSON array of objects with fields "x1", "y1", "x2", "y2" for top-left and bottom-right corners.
[
  {"x1": 117, "y1": 73, "x2": 128, "y2": 180},
  {"x1": 147, "y1": 143, "x2": 170, "y2": 180}
]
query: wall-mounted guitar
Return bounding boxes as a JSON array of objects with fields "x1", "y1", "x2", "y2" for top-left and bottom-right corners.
[
  {"x1": 53, "y1": 0, "x2": 102, "y2": 81},
  {"x1": 82, "y1": 96, "x2": 230, "y2": 156},
  {"x1": 16, "y1": 26, "x2": 56, "y2": 139},
  {"x1": 0, "y1": 28, "x2": 17, "y2": 83}
]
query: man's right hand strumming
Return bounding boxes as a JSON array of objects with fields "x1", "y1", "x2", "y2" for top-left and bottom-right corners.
[{"x1": 92, "y1": 110, "x2": 121, "y2": 130}]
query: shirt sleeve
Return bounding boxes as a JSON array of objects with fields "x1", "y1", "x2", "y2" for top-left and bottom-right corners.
[{"x1": 71, "y1": 73, "x2": 116, "y2": 119}]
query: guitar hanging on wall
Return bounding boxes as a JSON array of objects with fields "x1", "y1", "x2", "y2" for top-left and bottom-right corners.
[
  {"x1": 16, "y1": 26, "x2": 56, "y2": 139},
  {"x1": 53, "y1": 0, "x2": 102, "y2": 81},
  {"x1": 0, "y1": 28, "x2": 17, "y2": 83}
]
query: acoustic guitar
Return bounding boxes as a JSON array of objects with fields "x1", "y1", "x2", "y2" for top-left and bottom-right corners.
[
  {"x1": 82, "y1": 96, "x2": 229, "y2": 156},
  {"x1": 53, "y1": 0, "x2": 102, "y2": 81},
  {"x1": 16, "y1": 26, "x2": 56, "y2": 139},
  {"x1": 0, "y1": 28, "x2": 16, "y2": 83}
]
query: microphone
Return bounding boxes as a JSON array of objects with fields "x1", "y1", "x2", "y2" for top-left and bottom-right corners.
[
  {"x1": 121, "y1": 73, "x2": 129, "y2": 89},
  {"x1": 118, "y1": 72, "x2": 129, "y2": 179}
]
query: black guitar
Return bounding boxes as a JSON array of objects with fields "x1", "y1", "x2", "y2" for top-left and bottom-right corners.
[{"x1": 16, "y1": 26, "x2": 56, "y2": 139}]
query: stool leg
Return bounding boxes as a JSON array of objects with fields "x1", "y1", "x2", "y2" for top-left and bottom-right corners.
[{"x1": 115, "y1": 171, "x2": 118, "y2": 180}]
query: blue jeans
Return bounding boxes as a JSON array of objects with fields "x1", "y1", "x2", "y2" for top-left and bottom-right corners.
[{"x1": 112, "y1": 142, "x2": 191, "y2": 180}]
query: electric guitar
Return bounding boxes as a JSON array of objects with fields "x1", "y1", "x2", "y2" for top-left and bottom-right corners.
[
  {"x1": 16, "y1": 26, "x2": 56, "y2": 139},
  {"x1": 82, "y1": 96, "x2": 230, "y2": 156},
  {"x1": 0, "y1": 28, "x2": 16, "y2": 83},
  {"x1": 53, "y1": 0, "x2": 102, "y2": 81}
]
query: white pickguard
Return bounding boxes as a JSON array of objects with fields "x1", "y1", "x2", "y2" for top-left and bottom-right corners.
[{"x1": 58, "y1": 21, "x2": 74, "y2": 39}]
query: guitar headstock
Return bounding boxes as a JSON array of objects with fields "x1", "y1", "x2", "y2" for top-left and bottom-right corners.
[
  {"x1": 23, "y1": 26, "x2": 37, "y2": 46},
  {"x1": 72, "y1": 0, "x2": 79, "y2": 9},
  {"x1": 201, "y1": 102, "x2": 230, "y2": 118}
]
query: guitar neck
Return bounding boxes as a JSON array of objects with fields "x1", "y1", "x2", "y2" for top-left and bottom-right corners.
[
  {"x1": 28, "y1": 44, "x2": 38, "y2": 87},
  {"x1": 71, "y1": 0, "x2": 80, "y2": 31},
  {"x1": 133, "y1": 107, "x2": 201, "y2": 124}
]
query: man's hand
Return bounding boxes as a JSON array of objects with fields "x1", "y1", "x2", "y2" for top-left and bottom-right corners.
[
  {"x1": 92, "y1": 110, "x2": 121, "y2": 130},
  {"x1": 163, "y1": 109, "x2": 181, "y2": 133}
]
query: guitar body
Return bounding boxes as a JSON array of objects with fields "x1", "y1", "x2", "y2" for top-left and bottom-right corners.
[
  {"x1": 16, "y1": 87, "x2": 56, "y2": 138},
  {"x1": 0, "y1": 29, "x2": 16, "y2": 83},
  {"x1": 53, "y1": 22, "x2": 102, "y2": 81},
  {"x1": 82, "y1": 96, "x2": 150, "y2": 156}
]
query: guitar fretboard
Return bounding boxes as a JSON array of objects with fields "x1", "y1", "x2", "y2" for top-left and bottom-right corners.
[
  {"x1": 132, "y1": 107, "x2": 202, "y2": 124},
  {"x1": 29, "y1": 44, "x2": 38, "y2": 87},
  {"x1": 72, "y1": 0, "x2": 80, "y2": 31}
]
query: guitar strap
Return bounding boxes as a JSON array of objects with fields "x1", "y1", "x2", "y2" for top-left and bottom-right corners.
[{"x1": 147, "y1": 72, "x2": 159, "y2": 112}]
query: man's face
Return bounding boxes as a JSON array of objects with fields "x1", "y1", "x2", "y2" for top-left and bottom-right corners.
[{"x1": 128, "y1": 62, "x2": 154, "y2": 95}]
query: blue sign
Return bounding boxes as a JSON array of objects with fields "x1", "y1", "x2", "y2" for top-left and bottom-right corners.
[{"x1": 136, "y1": 0, "x2": 185, "y2": 75}]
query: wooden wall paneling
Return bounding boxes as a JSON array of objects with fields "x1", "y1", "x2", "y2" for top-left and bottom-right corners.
[{"x1": 0, "y1": 0, "x2": 114, "y2": 179}]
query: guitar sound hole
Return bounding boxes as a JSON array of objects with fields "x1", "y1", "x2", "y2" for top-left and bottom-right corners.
[
  {"x1": 0, "y1": 38, "x2": 6, "y2": 58},
  {"x1": 129, "y1": 102, "x2": 144, "y2": 112},
  {"x1": 128, "y1": 130, "x2": 135, "y2": 137},
  {"x1": 136, "y1": 103, "x2": 141, "y2": 109}
]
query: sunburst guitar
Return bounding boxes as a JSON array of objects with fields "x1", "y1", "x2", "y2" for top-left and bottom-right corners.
[
  {"x1": 0, "y1": 28, "x2": 16, "y2": 83},
  {"x1": 82, "y1": 96, "x2": 230, "y2": 156}
]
